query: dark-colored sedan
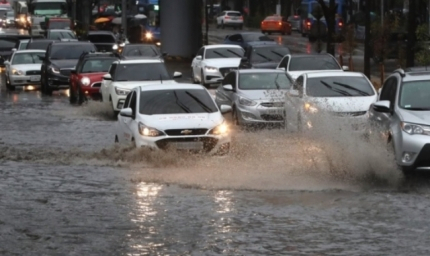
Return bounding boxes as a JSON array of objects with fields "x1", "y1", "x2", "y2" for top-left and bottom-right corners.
[
  {"x1": 118, "y1": 44, "x2": 163, "y2": 59},
  {"x1": 223, "y1": 32, "x2": 277, "y2": 49},
  {"x1": 26, "y1": 39, "x2": 59, "y2": 51},
  {"x1": 86, "y1": 31, "x2": 118, "y2": 52},
  {"x1": 239, "y1": 42, "x2": 290, "y2": 69}
]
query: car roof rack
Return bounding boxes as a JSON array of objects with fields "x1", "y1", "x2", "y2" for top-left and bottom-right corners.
[{"x1": 393, "y1": 68, "x2": 405, "y2": 77}]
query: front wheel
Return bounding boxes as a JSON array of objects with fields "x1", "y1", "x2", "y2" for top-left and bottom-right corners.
[
  {"x1": 76, "y1": 85, "x2": 85, "y2": 105},
  {"x1": 5, "y1": 77, "x2": 14, "y2": 91},
  {"x1": 69, "y1": 83, "x2": 77, "y2": 104}
]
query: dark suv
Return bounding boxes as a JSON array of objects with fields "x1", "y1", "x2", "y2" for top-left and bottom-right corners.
[
  {"x1": 86, "y1": 31, "x2": 118, "y2": 52},
  {"x1": 40, "y1": 41, "x2": 96, "y2": 95}
]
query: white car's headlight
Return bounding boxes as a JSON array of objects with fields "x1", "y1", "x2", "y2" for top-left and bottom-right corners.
[
  {"x1": 304, "y1": 103, "x2": 318, "y2": 113},
  {"x1": 209, "y1": 121, "x2": 229, "y2": 135},
  {"x1": 401, "y1": 122, "x2": 430, "y2": 135},
  {"x1": 205, "y1": 66, "x2": 218, "y2": 72},
  {"x1": 12, "y1": 69, "x2": 24, "y2": 76},
  {"x1": 80, "y1": 77, "x2": 91, "y2": 86},
  {"x1": 112, "y1": 44, "x2": 119, "y2": 50},
  {"x1": 238, "y1": 96, "x2": 257, "y2": 106},
  {"x1": 50, "y1": 67, "x2": 60, "y2": 74},
  {"x1": 114, "y1": 87, "x2": 131, "y2": 95},
  {"x1": 138, "y1": 122, "x2": 164, "y2": 137}
]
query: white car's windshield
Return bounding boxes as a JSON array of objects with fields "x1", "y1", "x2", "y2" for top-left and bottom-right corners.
[
  {"x1": 115, "y1": 63, "x2": 170, "y2": 81},
  {"x1": 12, "y1": 52, "x2": 45, "y2": 65},
  {"x1": 289, "y1": 56, "x2": 341, "y2": 71},
  {"x1": 306, "y1": 77, "x2": 375, "y2": 97},
  {"x1": 239, "y1": 73, "x2": 291, "y2": 90},
  {"x1": 139, "y1": 89, "x2": 218, "y2": 115},
  {"x1": 205, "y1": 48, "x2": 244, "y2": 59},
  {"x1": 399, "y1": 80, "x2": 430, "y2": 110}
]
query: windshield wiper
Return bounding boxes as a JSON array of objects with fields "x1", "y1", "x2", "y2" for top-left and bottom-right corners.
[
  {"x1": 213, "y1": 50, "x2": 227, "y2": 58},
  {"x1": 320, "y1": 80, "x2": 352, "y2": 96},
  {"x1": 270, "y1": 50, "x2": 285, "y2": 58},
  {"x1": 226, "y1": 49, "x2": 242, "y2": 57},
  {"x1": 404, "y1": 107, "x2": 430, "y2": 111},
  {"x1": 173, "y1": 91, "x2": 191, "y2": 113},
  {"x1": 185, "y1": 91, "x2": 213, "y2": 113},
  {"x1": 254, "y1": 52, "x2": 272, "y2": 62},
  {"x1": 274, "y1": 73, "x2": 280, "y2": 90},
  {"x1": 332, "y1": 81, "x2": 370, "y2": 96}
]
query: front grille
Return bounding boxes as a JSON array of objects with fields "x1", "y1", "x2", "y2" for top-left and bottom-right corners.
[
  {"x1": 415, "y1": 144, "x2": 430, "y2": 167},
  {"x1": 155, "y1": 137, "x2": 218, "y2": 152},
  {"x1": 91, "y1": 82, "x2": 101, "y2": 88},
  {"x1": 219, "y1": 67, "x2": 236, "y2": 76},
  {"x1": 60, "y1": 69, "x2": 72, "y2": 76},
  {"x1": 164, "y1": 129, "x2": 208, "y2": 136},
  {"x1": 261, "y1": 114, "x2": 284, "y2": 121},
  {"x1": 260, "y1": 102, "x2": 285, "y2": 108},
  {"x1": 26, "y1": 70, "x2": 41, "y2": 75},
  {"x1": 333, "y1": 111, "x2": 367, "y2": 117}
]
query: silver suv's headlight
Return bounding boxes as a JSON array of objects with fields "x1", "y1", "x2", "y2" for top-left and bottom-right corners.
[
  {"x1": 401, "y1": 122, "x2": 430, "y2": 135},
  {"x1": 238, "y1": 96, "x2": 257, "y2": 106},
  {"x1": 12, "y1": 69, "x2": 24, "y2": 76},
  {"x1": 114, "y1": 87, "x2": 130, "y2": 95}
]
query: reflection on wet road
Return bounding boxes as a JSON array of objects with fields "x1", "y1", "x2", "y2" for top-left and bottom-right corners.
[{"x1": 1, "y1": 58, "x2": 430, "y2": 256}]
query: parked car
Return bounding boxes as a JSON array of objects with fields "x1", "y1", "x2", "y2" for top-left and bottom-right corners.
[
  {"x1": 40, "y1": 41, "x2": 96, "y2": 95},
  {"x1": 239, "y1": 42, "x2": 290, "y2": 69},
  {"x1": 276, "y1": 53, "x2": 347, "y2": 80},
  {"x1": 100, "y1": 59, "x2": 182, "y2": 115},
  {"x1": 261, "y1": 15, "x2": 292, "y2": 35},
  {"x1": 118, "y1": 44, "x2": 162, "y2": 59},
  {"x1": 215, "y1": 69, "x2": 292, "y2": 127},
  {"x1": 216, "y1": 10, "x2": 243, "y2": 29},
  {"x1": 115, "y1": 84, "x2": 232, "y2": 155},
  {"x1": 69, "y1": 52, "x2": 118, "y2": 104},
  {"x1": 191, "y1": 44, "x2": 244, "y2": 87},
  {"x1": 44, "y1": 29, "x2": 77, "y2": 40},
  {"x1": 3, "y1": 49, "x2": 45, "y2": 90},
  {"x1": 287, "y1": 15, "x2": 301, "y2": 31},
  {"x1": 26, "y1": 39, "x2": 59, "y2": 51},
  {"x1": 86, "y1": 31, "x2": 118, "y2": 52},
  {"x1": 368, "y1": 68, "x2": 430, "y2": 175},
  {"x1": 223, "y1": 32, "x2": 276, "y2": 49}
]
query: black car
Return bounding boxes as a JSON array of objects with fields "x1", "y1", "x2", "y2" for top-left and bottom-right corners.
[
  {"x1": 40, "y1": 41, "x2": 96, "y2": 95},
  {"x1": 223, "y1": 32, "x2": 277, "y2": 49},
  {"x1": 26, "y1": 39, "x2": 59, "y2": 51},
  {"x1": 239, "y1": 42, "x2": 291, "y2": 69},
  {"x1": 86, "y1": 31, "x2": 118, "y2": 52},
  {"x1": 118, "y1": 44, "x2": 163, "y2": 59},
  {"x1": 0, "y1": 34, "x2": 42, "y2": 66},
  {"x1": 44, "y1": 29, "x2": 77, "y2": 40}
]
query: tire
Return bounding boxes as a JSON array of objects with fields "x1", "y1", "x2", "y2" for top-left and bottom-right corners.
[
  {"x1": 191, "y1": 70, "x2": 198, "y2": 84},
  {"x1": 115, "y1": 135, "x2": 119, "y2": 143},
  {"x1": 5, "y1": 77, "x2": 14, "y2": 91},
  {"x1": 268, "y1": 31, "x2": 272, "y2": 35},
  {"x1": 221, "y1": 21, "x2": 225, "y2": 29},
  {"x1": 232, "y1": 107, "x2": 240, "y2": 127},
  {"x1": 41, "y1": 75, "x2": 52, "y2": 96},
  {"x1": 69, "y1": 83, "x2": 77, "y2": 104},
  {"x1": 261, "y1": 30, "x2": 265, "y2": 34},
  {"x1": 76, "y1": 85, "x2": 85, "y2": 105},
  {"x1": 281, "y1": 31, "x2": 286, "y2": 35}
]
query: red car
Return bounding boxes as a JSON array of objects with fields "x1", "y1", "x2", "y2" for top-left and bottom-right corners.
[{"x1": 69, "y1": 52, "x2": 118, "y2": 104}]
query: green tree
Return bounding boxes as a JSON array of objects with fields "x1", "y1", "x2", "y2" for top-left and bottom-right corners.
[{"x1": 415, "y1": 24, "x2": 430, "y2": 67}]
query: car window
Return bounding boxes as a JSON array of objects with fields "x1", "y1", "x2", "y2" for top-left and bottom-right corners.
[
  {"x1": 48, "y1": 31, "x2": 76, "y2": 39},
  {"x1": 242, "y1": 33, "x2": 272, "y2": 42},
  {"x1": 48, "y1": 21, "x2": 70, "y2": 29},
  {"x1": 19, "y1": 42, "x2": 29, "y2": 50},
  {"x1": 306, "y1": 76, "x2": 375, "y2": 97},
  {"x1": 226, "y1": 12, "x2": 241, "y2": 17},
  {"x1": 239, "y1": 73, "x2": 291, "y2": 90},
  {"x1": 289, "y1": 56, "x2": 341, "y2": 71},
  {"x1": 399, "y1": 80, "x2": 430, "y2": 110},
  {"x1": 114, "y1": 63, "x2": 170, "y2": 81},
  {"x1": 250, "y1": 46, "x2": 290, "y2": 63},
  {"x1": 379, "y1": 77, "x2": 396, "y2": 102},
  {"x1": 80, "y1": 58, "x2": 116, "y2": 73},
  {"x1": 265, "y1": 16, "x2": 281, "y2": 21},
  {"x1": 278, "y1": 56, "x2": 290, "y2": 69},
  {"x1": 88, "y1": 34, "x2": 116, "y2": 43},
  {"x1": 49, "y1": 44, "x2": 95, "y2": 59},
  {"x1": 130, "y1": 91, "x2": 137, "y2": 117},
  {"x1": 11, "y1": 52, "x2": 45, "y2": 65},
  {"x1": 205, "y1": 47, "x2": 244, "y2": 59},
  {"x1": 123, "y1": 90, "x2": 133, "y2": 109},
  {"x1": 294, "y1": 76, "x2": 304, "y2": 95},
  {"x1": 222, "y1": 72, "x2": 235, "y2": 86},
  {"x1": 109, "y1": 63, "x2": 117, "y2": 77},
  {"x1": 139, "y1": 89, "x2": 218, "y2": 115}
]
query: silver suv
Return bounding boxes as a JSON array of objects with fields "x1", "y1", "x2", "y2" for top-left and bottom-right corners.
[{"x1": 369, "y1": 68, "x2": 430, "y2": 174}]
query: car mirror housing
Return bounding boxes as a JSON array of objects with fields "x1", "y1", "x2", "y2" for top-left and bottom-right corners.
[
  {"x1": 373, "y1": 100, "x2": 391, "y2": 113},
  {"x1": 220, "y1": 105, "x2": 232, "y2": 114},
  {"x1": 173, "y1": 71, "x2": 182, "y2": 78},
  {"x1": 342, "y1": 65, "x2": 349, "y2": 71},
  {"x1": 103, "y1": 74, "x2": 112, "y2": 80},
  {"x1": 119, "y1": 108, "x2": 133, "y2": 117},
  {"x1": 223, "y1": 84, "x2": 233, "y2": 91},
  {"x1": 287, "y1": 89, "x2": 301, "y2": 98},
  {"x1": 195, "y1": 55, "x2": 202, "y2": 60}
]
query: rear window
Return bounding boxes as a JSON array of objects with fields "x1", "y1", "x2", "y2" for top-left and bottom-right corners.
[
  {"x1": 26, "y1": 41, "x2": 55, "y2": 50},
  {"x1": 0, "y1": 39, "x2": 17, "y2": 49},
  {"x1": 122, "y1": 45, "x2": 160, "y2": 57},
  {"x1": 226, "y1": 12, "x2": 241, "y2": 16},
  {"x1": 242, "y1": 33, "x2": 273, "y2": 42},
  {"x1": 80, "y1": 58, "x2": 116, "y2": 73},
  {"x1": 50, "y1": 44, "x2": 96, "y2": 59},
  {"x1": 48, "y1": 31, "x2": 76, "y2": 40},
  {"x1": 88, "y1": 34, "x2": 116, "y2": 43},
  {"x1": 265, "y1": 16, "x2": 281, "y2": 21},
  {"x1": 48, "y1": 21, "x2": 70, "y2": 29},
  {"x1": 289, "y1": 56, "x2": 341, "y2": 71}
]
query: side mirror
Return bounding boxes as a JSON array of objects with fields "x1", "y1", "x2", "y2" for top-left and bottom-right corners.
[
  {"x1": 287, "y1": 89, "x2": 300, "y2": 98},
  {"x1": 103, "y1": 74, "x2": 112, "y2": 80},
  {"x1": 195, "y1": 55, "x2": 202, "y2": 60},
  {"x1": 3, "y1": 61, "x2": 9, "y2": 65},
  {"x1": 378, "y1": 88, "x2": 382, "y2": 94},
  {"x1": 220, "y1": 105, "x2": 232, "y2": 114},
  {"x1": 11, "y1": 48, "x2": 17, "y2": 52},
  {"x1": 119, "y1": 107, "x2": 133, "y2": 117},
  {"x1": 342, "y1": 65, "x2": 349, "y2": 71},
  {"x1": 223, "y1": 84, "x2": 233, "y2": 91},
  {"x1": 173, "y1": 71, "x2": 182, "y2": 78},
  {"x1": 277, "y1": 67, "x2": 285, "y2": 71},
  {"x1": 373, "y1": 100, "x2": 391, "y2": 113}
]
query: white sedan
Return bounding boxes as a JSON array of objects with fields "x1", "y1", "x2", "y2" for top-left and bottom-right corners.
[
  {"x1": 4, "y1": 49, "x2": 45, "y2": 91},
  {"x1": 115, "y1": 83, "x2": 232, "y2": 154},
  {"x1": 191, "y1": 44, "x2": 244, "y2": 87}
]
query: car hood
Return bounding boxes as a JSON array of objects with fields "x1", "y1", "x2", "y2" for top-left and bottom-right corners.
[
  {"x1": 140, "y1": 112, "x2": 223, "y2": 131},
  {"x1": 113, "y1": 80, "x2": 177, "y2": 89},
  {"x1": 309, "y1": 96, "x2": 377, "y2": 112},
  {"x1": 10, "y1": 63, "x2": 42, "y2": 71},
  {"x1": 288, "y1": 70, "x2": 343, "y2": 80},
  {"x1": 204, "y1": 58, "x2": 241, "y2": 68},
  {"x1": 50, "y1": 59, "x2": 78, "y2": 69},
  {"x1": 252, "y1": 62, "x2": 279, "y2": 69},
  {"x1": 398, "y1": 109, "x2": 430, "y2": 125},
  {"x1": 239, "y1": 89, "x2": 287, "y2": 101}
]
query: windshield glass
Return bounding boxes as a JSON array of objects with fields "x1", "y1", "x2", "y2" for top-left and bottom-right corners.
[
  {"x1": 239, "y1": 73, "x2": 292, "y2": 90},
  {"x1": 48, "y1": 31, "x2": 76, "y2": 39},
  {"x1": 19, "y1": 42, "x2": 28, "y2": 50},
  {"x1": 88, "y1": 34, "x2": 116, "y2": 43},
  {"x1": 114, "y1": 63, "x2": 170, "y2": 81},
  {"x1": 226, "y1": 12, "x2": 241, "y2": 16},
  {"x1": 12, "y1": 52, "x2": 45, "y2": 65},
  {"x1": 122, "y1": 45, "x2": 160, "y2": 57},
  {"x1": 50, "y1": 44, "x2": 95, "y2": 59},
  {"x1": 289, "y1": 56, "x2": 341, "y2": 71},
  {"x1": 265, "y1": 16, "x2": 281, "y2": 21},
  {"x1": 306, "y1": 76, "x2": 375, "y2": 97},
  {"x1": 242, "y1": 33, "x2": 273, "y2": 42},
  {"x1": 80, "y1": 58, "x2": 116, "y2": 73},
  {"x1": 49, "y1": 21, "x2": 70, "y2": 29},
  {"x1": 205, "y1": 47, "x2": 244, "y2": 59},
  {"x1": 139, "y1": 89, "x2": 218, "y2": 115},
  {"x1": 27, "y1": 41, "x2": 55, "y2": 50},
  {"x1": 33, "y1": 3, "x2": 66, "y2": 16},
  {"x1": 251, "y1": 46, "x2": 290, "y2": 63},
  {"x1": 7, "y1": 11, "x2": 13, "y2": 17},
  {"x1": 399, "y1": 80, "x2": 430, "y2": 110}
]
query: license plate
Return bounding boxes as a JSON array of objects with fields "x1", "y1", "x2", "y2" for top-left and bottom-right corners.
[
  {"x1": 30, "y1": 75, "x2": 40, "y2": 82},
  {"x1": 231, "y1": 17, "x2": 238, "y2": 20},
  {"x1": 173, "y1": 142, "x2": 203, "y2": 150},
  {"x1": 267, "y1": 109, "x2": 283, "y2": 115}
]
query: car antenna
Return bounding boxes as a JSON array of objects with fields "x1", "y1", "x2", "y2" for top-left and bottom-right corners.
[{"x1": 160, "y1": 74, "x2": 163, "y2": 83}]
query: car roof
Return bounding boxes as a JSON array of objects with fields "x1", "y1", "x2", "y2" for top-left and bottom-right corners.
[
  {"x1": 305, "y1": 71, "x2": 361, "y2": 78},
  {"x1": 238, "y1": 69, "x2": 287, "y2": 74},
  {"x1": 52, "y1": 41, "x2": 93, "y2": 46},
  {"x1": 390, "y1": 67, "x2": 430, "y2": 82},
  {"x1": 140, "y1": 84, "x2": 205, "y2": 92},
  {"x1": 247, "y1": 42, "x2": 284, "y2": 47},
  {"x1": 290, "y1": 53, "x2": 335, "y2": 58},
  {"x1": 88, "y1": 31, "x2": 114, "y2": 35},
  {"x1": 115, "y1": 59, "x2": 163, "y2": 64},
  {"x1": 48, "y1": 29, "x2": 73, "y2": 32},
  {"x1": 14, "y1": 49, "x2": 46, "y2": 53},
  {"x1": 28, "y1": 39, "x2": 58, "y2": 43},
  {"x1": 204, "y1": 44, "x2": 243, "y2": 49}
]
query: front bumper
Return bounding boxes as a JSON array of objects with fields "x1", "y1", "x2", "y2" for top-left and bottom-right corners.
[
  {"x1": 47, "y1": 73, "x2": 70, "y2": 89},
  {"x1": 395, "y1": 132, "x2": 430, "y2": 170},
  {"x1": 111, "y1": 93, "x2": 127, "y2": 111},
  {"x1": 10, "y1": 75, "x2": 41, "y2": 85},
  {"x1": 79, "y1": 84, "x2": 102, "y2": 100},
  {"x1": 237, "y1": 104, "x2": 285, "y2": 125},
  {"x1": 203, "y1": 67, "x2": 236, "y2": 84},
  {"x1": 223, "y1": 20, "x2": 243, "y2": 26}
]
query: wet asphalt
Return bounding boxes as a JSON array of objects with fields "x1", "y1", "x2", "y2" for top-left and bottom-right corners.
[{"x1": 1, "y1": 30, "x2": 430, "y2": 256}]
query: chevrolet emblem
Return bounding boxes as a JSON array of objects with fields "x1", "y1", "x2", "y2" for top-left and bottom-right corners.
[{"x1": 181, "y1": 129, "x2": 193, "y2": 135}]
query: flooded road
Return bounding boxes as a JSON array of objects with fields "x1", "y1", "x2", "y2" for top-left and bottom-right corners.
[{"x1": 1, "y1": 68, "x2": 430, "y2": 256}]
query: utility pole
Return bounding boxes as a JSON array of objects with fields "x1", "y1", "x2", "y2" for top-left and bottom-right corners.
[
  {"x1": 276, "y1": 0, "x2": 281, "y2": 15},
  {"x1": 121, "y1": 0, "x2": 127, "y2": 38},
  {"x1": 381, "y1": 0, "x2": 384, "y2": 25},
  {"x1": 205, "y1": 0, "x2": 209, "y2": 45},
  {"x1": 364, "y1": 0, "x2": 371, "y2": 79}
]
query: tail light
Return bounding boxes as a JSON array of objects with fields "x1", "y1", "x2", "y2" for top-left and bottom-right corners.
[
  {"x1": 239, "y1": 16, "x2": 243, "y2": 20},
  {"x1": 278, "y1": 22, "x2": 282, "y2": 25},
  {"x1": 306, "y1": 19, "x2": 311, "y2": 28},
  {"x1": 338, "y1": 21, "x2": 343, "y2": 27},
  {"x1": 225, "y1": 16, "x2": 230, "y2": 19}
]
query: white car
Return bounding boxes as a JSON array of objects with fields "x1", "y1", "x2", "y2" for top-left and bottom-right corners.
[
  {"x1": 216, "y1": 11, "x2": 243, "y2": 29},
  {"x1": 276, "y1": 53, "x2": 347, "y2": 80},
  {"x1": 286, "y1": 71, "x2": 378, "y2": 131},
  {"x1": 191, "y1": 44, "x2": 244, "y2": 88},
  {"x1": 115, "y1": 83, "x2": 232, "y2": 154},
  {"x1": 100, "y1": 59, "x2": 182, "y2": 115},
  {"x1": 4, "y1": 49, "x2": 45, "y2": 91}
]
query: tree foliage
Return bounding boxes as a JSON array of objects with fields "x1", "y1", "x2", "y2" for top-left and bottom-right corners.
[{"x1": 415, "y1": 24, "x2": 430, "y2": 67}]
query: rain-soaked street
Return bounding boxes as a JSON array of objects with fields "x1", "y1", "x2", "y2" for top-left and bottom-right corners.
[{"x1": 1, "y1": 53, "x2": 430, "y2": 256}]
